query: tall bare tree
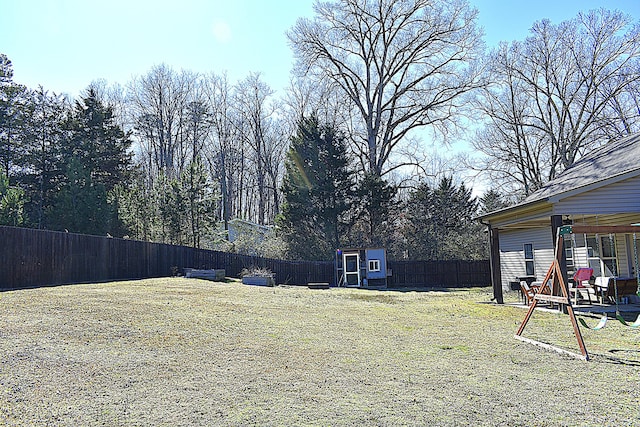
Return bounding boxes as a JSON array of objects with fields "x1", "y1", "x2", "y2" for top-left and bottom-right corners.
[
  {"x1": 288, "y1": 0, "x2": 484, "y2": 177},
  {"x1": 128, "y1": 64, "x2": 197, "y2": 180},
  {"x1": 234, "y1": 73, "x2": 284, "y2": 225},
  {"x1": 202, "y1": 72, "x2": 243, "y2": 230},
  {"x1": 126, "y1": 65, "x2": 219, "y2": 244},
  {"x1": 472, "y1": 9, "x2": 640, "y2": 196}
]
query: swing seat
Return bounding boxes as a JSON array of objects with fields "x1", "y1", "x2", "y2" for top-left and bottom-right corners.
[
  {"x1": 617, "y1": 313, "x2": 640, "y2": 328},
  {"x1": 578, "y1": 315, "x2": 608, "y2": 330}
]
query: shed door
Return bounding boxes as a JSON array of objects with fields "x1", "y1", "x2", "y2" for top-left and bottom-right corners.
[{"x1": 343, "y1": 253, "x2": 361, "y2": 287}]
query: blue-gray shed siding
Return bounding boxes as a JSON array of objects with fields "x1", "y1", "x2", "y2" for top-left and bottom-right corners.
[{"x1": 366, "y1": 248, "x2": 387, "y2": 279}]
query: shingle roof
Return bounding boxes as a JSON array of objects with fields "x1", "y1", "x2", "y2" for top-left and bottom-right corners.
[
  {"x1": 523, "y1": 132, "x2": 640, "y2": 203},
  {"x1": 479, "y1": 133, "x2": 640, "y2": 220}
]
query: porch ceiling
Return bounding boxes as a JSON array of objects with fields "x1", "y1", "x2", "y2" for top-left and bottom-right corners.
[{"x1": 494, "y1": 213, "x2": 640, "y2": 232}]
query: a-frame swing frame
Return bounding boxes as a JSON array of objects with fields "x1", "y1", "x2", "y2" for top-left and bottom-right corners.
[{"x1": 515, "y1": 224, "x2": 640, "y2": 361}]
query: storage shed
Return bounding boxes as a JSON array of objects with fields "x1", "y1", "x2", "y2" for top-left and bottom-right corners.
[{"x1": 335, "y1": 248, "x2": 388, "y2": 288}]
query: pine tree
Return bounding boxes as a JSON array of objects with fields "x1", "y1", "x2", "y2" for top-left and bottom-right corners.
[
  {"x1": 278, "y1": 116, "x2": 354, "y2": 260},
  {"x1": 19, "y1": 87, "x2": 68, "y2": 229},
  {"x1": 48, "y1": 158, "x2": 110, "y2": 234},
  {"x1": 404, "y1": 177, "x2": 486, "y2": 260},
  {"x1": 62, "y1": 88, "x2": 133, "y2": 193},
  {"x1": 48, "y1": 87, "x2": 134, "y2": 234},
  {"x1": 0, "y1": 54, "x2": 29, "y2": 180},
  {"x1": 479, "y1": 189, "x2": 510, "y2": 214},
  {"x1": 351, "y1": 172, "x2": 398, "y2": 248},
  {"x1": 0, "y1": 166, "x2": 24, "y2": 226}
]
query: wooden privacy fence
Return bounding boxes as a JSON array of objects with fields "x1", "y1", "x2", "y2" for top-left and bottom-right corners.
[
  {"x1": 388, "y1": 260, "x2": 491, "y2": 288},
  {"x1": 0, "y1": 226, "x2": 490, "y2": 289}
]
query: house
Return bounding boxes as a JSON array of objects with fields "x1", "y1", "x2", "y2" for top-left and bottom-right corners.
[
  {"x1": 478, "y1": 133, "x2": 640, "y2": 303},
  {"x1": 227, "y1": 218, "x2": 272, "y2": 243}
]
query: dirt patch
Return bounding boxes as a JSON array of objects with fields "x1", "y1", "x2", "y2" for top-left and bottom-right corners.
[{"x1": 1, "y1": 279, "x2": 639, "y2": 425}]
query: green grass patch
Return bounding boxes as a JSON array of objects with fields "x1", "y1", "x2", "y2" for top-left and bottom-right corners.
[{"x1": 0, "y1": 279, "x2": 639, "y2": 425}]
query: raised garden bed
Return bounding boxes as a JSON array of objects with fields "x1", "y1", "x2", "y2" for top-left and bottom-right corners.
[{"x1": 184, "y1": 268, "x2": 226, "y2": 281}]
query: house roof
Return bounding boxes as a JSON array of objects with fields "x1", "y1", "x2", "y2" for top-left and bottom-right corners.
[
  {"x1": 522, "y1": 133, "x2": 640, "y2": 203},
  {"x1": 480, "y1": 133, "x2": 640, "y2": 221}
]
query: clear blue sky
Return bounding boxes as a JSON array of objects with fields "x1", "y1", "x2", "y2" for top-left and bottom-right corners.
[{"x1": 1, "y1": 0, "x2": 639, "y2": 98}]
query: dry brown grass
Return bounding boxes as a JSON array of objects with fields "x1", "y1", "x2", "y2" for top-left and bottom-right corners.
[{"x1": 1, "y1": 278, "x2": 639, "y2": 426}]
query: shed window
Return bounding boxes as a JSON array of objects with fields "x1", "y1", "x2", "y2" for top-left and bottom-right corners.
[
  {"x1": 523, "y1": 243, "x2": 535, "y2": 276},
  {"x1": 369, "y1": 259, "x2": 380, "y2": 272}
]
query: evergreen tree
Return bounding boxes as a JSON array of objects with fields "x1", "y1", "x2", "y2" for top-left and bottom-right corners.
[
  {"x1": 351, "y1": 172, "x2": 398, "y2": 248},
  {"x1": 479, "y1": 189, "x2": 510, "y2": 214},
  {"x1": 0, "y1": 166, "x2": 24, "y2": 226},
  {"x1": 184, "y1": 157, "x2": 217, "y2": 248},
  {"x1": 48, "y1": 87, "x2": 134, "y2": 234},
  {"x1": 62, "y1": 88, "x2": 133, "y2": 192},
  {"x1": 0, "y1": 54, "x2": 29, "y2": 179},
  {"x1": 278, "y1": 116, "x2": 353, "y2": 260},
  {"x1": 404, "y1": 177, "x2": 486, "y2": 260},
  {"x1": 111, "y1": 174, "x2": 156, "y2": 241},
  {"x1": 19, "y1": 87, "x2": 68, "y2": 229},
  {"x1": 48, "y1": 157, "x2": 110, "y2": 234}
]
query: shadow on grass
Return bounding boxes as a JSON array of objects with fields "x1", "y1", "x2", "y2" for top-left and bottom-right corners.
[
  {"x1": 593, "y1": 349, "x2": 640, "y2": 366},
  {"x1": 385, "y1": 286, "x2": 490, "y2": 293}
]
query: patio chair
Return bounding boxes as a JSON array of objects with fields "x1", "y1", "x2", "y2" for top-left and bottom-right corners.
[
  {"x1": 520, "y1": 281, "x2": 538, "y2": 305},
  {"x1": 571, "y1": 268, "x2": 594, "y2": 304},
  {"x1": 593, "y1": 277, "x2": 611, "y2": 304}
]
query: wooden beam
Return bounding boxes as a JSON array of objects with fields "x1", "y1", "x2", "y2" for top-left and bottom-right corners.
[
  {"x1": 534, "y1": 294, "x2": 569, "y2": 304},
  {"x1": 514, "y1": 335, "x2": 588, "y2": 361},
  {"x1": 570, "y1": 225, "x2": 640, "y2": 234}
]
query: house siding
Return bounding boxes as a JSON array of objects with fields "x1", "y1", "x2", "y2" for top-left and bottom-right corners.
[
  {"x1": 500, "y1": 225, "x2": 638, "y2": 291},
  {"x1": 499, "y1": 228, "x2": 554, "y2": 290},
  {"x1": 553, "y1": 175, "x2": 640, "y2": 215},
  {"x1": 582, "y1": 234, "x2": 632, "y2": 278}
]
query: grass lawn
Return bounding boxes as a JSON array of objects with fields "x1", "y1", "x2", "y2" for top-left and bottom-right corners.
[{"x1": 1, "y1": 278, "x2": 639, "y2": 426}]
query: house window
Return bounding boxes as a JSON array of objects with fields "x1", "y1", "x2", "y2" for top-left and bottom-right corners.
[
  {"x1": 369, "y1": 259, "x2": 380, "y2": 272},
  {"x1": 587, "y1": 235, "x2": 618, "y2": 276},
  {"x1": 524, "y1": 243, "x2": 535, "y2": 276},
  {"x1": 600, "y1": 235, "x2": 618, "y2": 276}
]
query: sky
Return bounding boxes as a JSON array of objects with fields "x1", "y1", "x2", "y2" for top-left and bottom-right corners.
[{"x1": 2, "y1": 0, "x2": 640, "y2": 99}]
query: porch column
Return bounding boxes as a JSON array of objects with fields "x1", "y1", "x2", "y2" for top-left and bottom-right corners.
[
  {"x1": 489, "y1": 226, "x2": 503, "y2": 304},
  {"x1": 551, "y1": 215, "x2": 568, "y2": 287}
]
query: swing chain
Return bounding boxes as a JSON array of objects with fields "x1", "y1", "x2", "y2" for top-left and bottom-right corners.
[
  {"x1": 634, "y1": 232, "x2": 640, "y2": 295},
  {"x1": 609, "y1": 233, "x2": 620, "y2": 308}
]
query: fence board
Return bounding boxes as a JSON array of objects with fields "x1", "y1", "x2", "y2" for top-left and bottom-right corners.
[{"x1": 0, "y1": 226, "x2": 490, "y2": 289}]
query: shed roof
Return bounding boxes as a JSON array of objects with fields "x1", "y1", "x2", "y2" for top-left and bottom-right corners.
[{"x1": 480, "y1": 133, "x2": 640, "y2": 221}]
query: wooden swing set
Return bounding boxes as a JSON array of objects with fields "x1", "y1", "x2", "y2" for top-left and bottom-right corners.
[{"x1": 515, "y1": 224, "x2": 640, "y2": 361}]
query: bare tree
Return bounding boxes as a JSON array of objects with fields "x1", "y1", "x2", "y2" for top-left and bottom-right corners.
[
  {"x1": 234, "y1": 73, "x2": 285, "y2": 225},
  {"x1": 202, "y1": 72, "x2": 243, "y2": 230},
  {"x1": 127, "y1": 65, "x2": 219, "y2": 245},
  {"x1": 128, "y1": 64, "x2": 198, "y2": 179},
  {"x1": 288, "y1": 0, "x2": 484, "y2": 177},
  {"x1": 472, "y1": 9, "x2": 640, "y2": 196}
]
